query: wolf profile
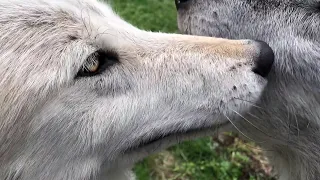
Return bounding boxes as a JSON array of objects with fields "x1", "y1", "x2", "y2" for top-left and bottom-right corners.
[{"x1": 0, "y1": 0, "x2": 273, "y2": 179}]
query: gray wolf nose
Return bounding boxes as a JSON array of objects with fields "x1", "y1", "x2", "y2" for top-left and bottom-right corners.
[{"x1": 252, "y1": 40, "x2": 275, "y2": 77}]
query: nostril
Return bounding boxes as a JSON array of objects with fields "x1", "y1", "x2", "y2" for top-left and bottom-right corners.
[{"x1": 252, "y1": 40, "x2": 275, "y2": 77}]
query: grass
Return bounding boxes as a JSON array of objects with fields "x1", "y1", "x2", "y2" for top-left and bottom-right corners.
[
  {"x1": 110, "y1": 0, "x2": 178, "y2": 33},
  {"x1": 110, "y1": 0, "x2": 276, "y2": 179},
  {"x1": 133, "y1": 135, "x2": 275, "y2": 180}
]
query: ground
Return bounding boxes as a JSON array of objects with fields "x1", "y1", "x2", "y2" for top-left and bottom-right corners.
[{"x1": 110, "y1": 0, "x2": 277, "y2": 179}]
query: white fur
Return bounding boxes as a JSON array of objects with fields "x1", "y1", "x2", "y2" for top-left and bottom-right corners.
[{"x1": 0, "y1": 0, "x2": 270, "y2": 179}]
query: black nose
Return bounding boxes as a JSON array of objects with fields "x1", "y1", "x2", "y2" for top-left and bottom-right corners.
[{"x1": 252, "y1": 40, "x2": 274, "y2": 77}]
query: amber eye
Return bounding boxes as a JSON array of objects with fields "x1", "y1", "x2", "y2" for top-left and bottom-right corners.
[
  {"x1": 76, "y1": 50, "x2": 119, "y2": 78},
  {"x1": 83, "y1": 56, "x2": 99, "y2": 72}
]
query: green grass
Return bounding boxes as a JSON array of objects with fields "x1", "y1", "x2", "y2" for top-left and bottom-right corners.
[
  {"x1": 110, "y1": 1, "x2": 276, "y2": 179},
  {"x1": 132, "y1": 135, "x2": 275, "y2": 180},
  {"x1": 110, "y1": 0, "x2": 178, "y2": 33}
]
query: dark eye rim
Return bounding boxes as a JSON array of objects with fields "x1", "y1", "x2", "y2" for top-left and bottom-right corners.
[{"x1": 76, "y1": 49, "x2": 119, "y2": 78}]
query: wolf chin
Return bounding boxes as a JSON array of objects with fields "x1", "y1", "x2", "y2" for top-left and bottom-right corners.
[
  {"x1": 0, "y1": 0, "x2": 274, "y2": 179},
  {"x1": 176, "y1": 0, "x2": 320, "y2": 179}
]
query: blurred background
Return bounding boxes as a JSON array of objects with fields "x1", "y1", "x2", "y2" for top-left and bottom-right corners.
[{"x1": 110, "y1": 0, "x2": 276, "y2": 179}]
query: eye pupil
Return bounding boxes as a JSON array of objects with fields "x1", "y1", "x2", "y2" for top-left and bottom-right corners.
[
  {"x1": 85, "y1": 58, "x2": 99, "y2": 73},
  {"x1": 76, "y1": 50, "x2": 119, "y2": 78},
  {"x1": 88, "y1": 63, "x2": 99, "y2": 72}
]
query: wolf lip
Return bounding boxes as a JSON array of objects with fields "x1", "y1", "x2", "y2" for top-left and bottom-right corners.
[{"x1": 125, "y1": 121, "x2": 230, "y2": 152}]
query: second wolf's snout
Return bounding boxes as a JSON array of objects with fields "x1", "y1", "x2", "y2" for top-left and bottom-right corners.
[{"x1": 252, "y1": 40, "x2": 275, "y2": 77}]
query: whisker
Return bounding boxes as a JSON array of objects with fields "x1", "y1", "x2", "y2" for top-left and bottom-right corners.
[
  {"x1": 286, "y1": 105, "x2": 291, "y2": 148},
  {"x1": 224, "y1": 114, "x2": 267, "y2": 144},
  {"x1": 222, "y1": 115, "x2": 276, "y2": 152},
  {"x1": 235, "y1": 138, "x2": 274, "y2": 152},
  {"x1": 247, "y1": 112, "x2": 262, "y2": 120},
  {"x1": 233, "y1": 98, "x2": 264, "y2": 109},
  {"x1": 294, "y1": 109, "x2": 300, "y2": 140},
  {"x1": 232, "y1": 109, "x2": 273, "y2": 139},
  {"x1": 81, "y1": 8, "x2": 91, "y2": 38}
]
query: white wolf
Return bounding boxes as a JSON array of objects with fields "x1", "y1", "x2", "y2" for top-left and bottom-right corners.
[{"x1": 0, "y1": 0, "x2": 274, "y2": 179}]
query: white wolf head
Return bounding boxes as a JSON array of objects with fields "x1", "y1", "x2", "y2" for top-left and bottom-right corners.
[{"x1": 0, "y1": 0, "x2": 274, "y2": 179}]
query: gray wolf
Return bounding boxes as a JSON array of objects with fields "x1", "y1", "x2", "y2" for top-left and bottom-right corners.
[
  {"x1": 176, "y1": 0, "x2": 320, "y2": 179},
  {"x1": 0, "y1": 0, "x2": 274, "y2": 179}
]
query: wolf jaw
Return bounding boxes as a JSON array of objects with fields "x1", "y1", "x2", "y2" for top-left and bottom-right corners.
[
  {"x1": 176, "y1": 0, "x2": 320, "y2": 180},
  {"x1": 0, "y1": 0, "x2": 273, "y2": 179}
]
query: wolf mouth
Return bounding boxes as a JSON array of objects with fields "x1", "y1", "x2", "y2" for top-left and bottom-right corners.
[{"x1": 126, "y1": 121, "x2": 230, "y2": 152}]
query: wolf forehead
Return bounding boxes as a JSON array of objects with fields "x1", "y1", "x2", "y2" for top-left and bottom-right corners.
[
  {"x1": 0, "y1": 0, "x2": 134, "y2": 74},
  {"x1": 0, "y1": 0, "x2": 121, "y2": 45}
]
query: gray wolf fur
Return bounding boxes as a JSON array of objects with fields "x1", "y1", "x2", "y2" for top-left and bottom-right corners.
[
  {"x1": 176, "y1": 0, "x2": 320, "y2": 180},
  {"x1": 0, "y1": 0, "x2": 273, "y2": 179}
]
